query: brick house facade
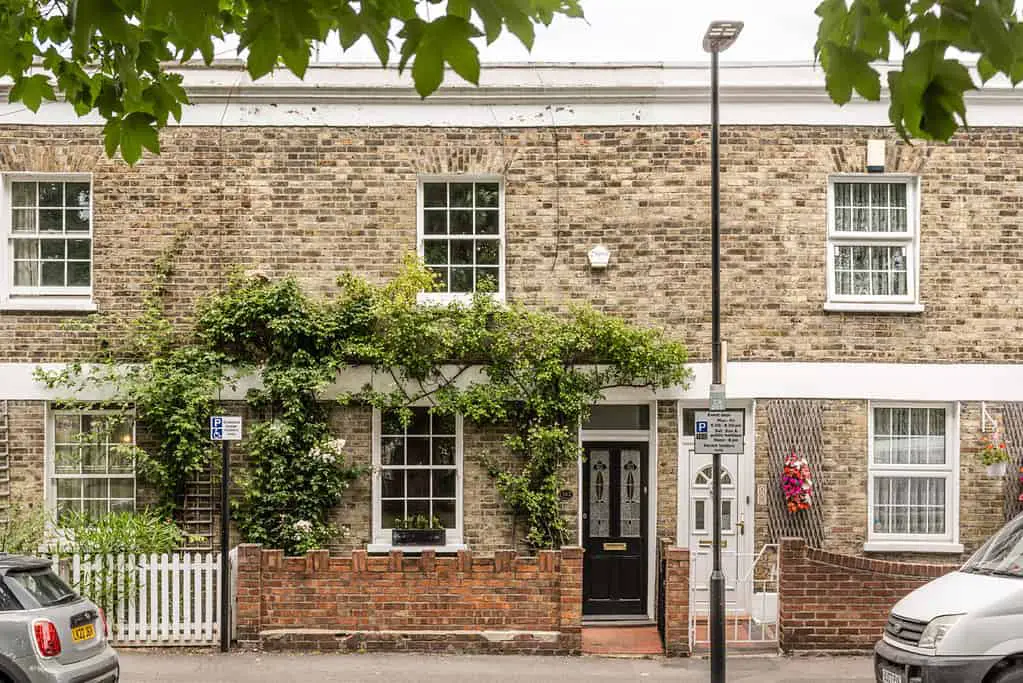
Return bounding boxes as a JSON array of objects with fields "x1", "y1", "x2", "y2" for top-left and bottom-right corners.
[{"x1": 1, "y1": 62, "x2": 1021, "y2": 638}]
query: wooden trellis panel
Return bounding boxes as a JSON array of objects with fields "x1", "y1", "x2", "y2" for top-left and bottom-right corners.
[
  {"x1": 0, "y1": 401, "x2": 9, "y2": 524},
  {"x1": 766, "y1": 400, "x2": 826, "y2": 548},
  {"x1": 1002, "y1": 403, "x2": 1023, "y2": 521}
]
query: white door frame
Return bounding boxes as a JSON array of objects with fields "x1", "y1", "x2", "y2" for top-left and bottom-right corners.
[
  {"x1": 577, "y1": 400, "x2": 658, "y2": 621},
  {"x1": 677, "y1": 399, "x2": 757, "y2": 612}
]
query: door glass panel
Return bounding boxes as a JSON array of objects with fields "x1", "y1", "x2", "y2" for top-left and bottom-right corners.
[
  {"x1": 694, "y1": 499, "x2": 706, "y2": 532},
  {"x1": 620, "y1": 449, "x2": 641, "y2": 537},
  {"x1": 589, "y1": 450, "x2": 610, "y2": 538},
  {"x1": 721, "y1": 499, "x2": 733, "y2": 532},
  {"x1": 583, "y1": 404, "x2": 650, "y2": 431},
  {"x1": 694, "y1": 464, "x2": 733, "y2": 487}
]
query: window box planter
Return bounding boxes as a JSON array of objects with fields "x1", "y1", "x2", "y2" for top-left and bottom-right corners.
[{"x1": 391, "y1": 528, "x2": 446, "y2": 546}]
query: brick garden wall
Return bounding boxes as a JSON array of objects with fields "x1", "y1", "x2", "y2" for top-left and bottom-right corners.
[
  {"x1": 778, "y1": 538, "x2": 957, "y2": 652},
  {"x1": 659, "y1": 541, "x2": 690, "y2": 657},
  {"x1": 234, "y1": 544, "x2": 585, "y2": 654}
]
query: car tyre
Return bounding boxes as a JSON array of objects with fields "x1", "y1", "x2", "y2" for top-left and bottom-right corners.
[{"x1": 992, "y1": 664, "x2": 1023, "y2": 683}]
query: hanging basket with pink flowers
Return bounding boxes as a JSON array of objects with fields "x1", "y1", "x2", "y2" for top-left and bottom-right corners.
[{"x1": 782, "y1": 451, "x2": 813, "y2": 513}]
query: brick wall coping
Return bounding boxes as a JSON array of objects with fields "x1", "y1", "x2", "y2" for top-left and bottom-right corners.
[
  {"x1": 239, "y1": 544, "x2": 582, "y2": 574},
  {"x1": 782, "y1": 537, "x2": 958, "y2": 578}
]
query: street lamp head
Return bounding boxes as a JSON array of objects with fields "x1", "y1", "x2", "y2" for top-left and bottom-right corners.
[{"x1": 703, "y1": 20, "x2": 744, "y2": 53}]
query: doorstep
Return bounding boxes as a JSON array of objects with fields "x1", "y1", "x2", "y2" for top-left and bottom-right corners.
[{"x1": 581, "y1": 625, "x2": 664, "y2": 656}]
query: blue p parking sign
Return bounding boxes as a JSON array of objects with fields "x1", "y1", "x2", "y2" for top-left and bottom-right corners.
[
  {"x1": 695, "y1": 420, "x2": 709, "y2": 438},
  {"x1": 210, "y1": 416, "x2": 242, "y2": 441}
]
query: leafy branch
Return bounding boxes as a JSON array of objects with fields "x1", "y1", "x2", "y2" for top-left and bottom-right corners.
[
  {"x1": 0, "y1": 0, "x2": 584, "y2": 163},
  {"x1": 816, "y1": 0, "x2": 1023, "y2": 141}
]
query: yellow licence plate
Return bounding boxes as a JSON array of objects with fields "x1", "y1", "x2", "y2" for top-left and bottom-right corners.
[{"x1": 71, "y1": 624, "x2": 95, "y2": 642}]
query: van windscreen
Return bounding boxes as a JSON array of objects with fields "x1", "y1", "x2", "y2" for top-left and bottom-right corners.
[{"x1": 963, "y1": 514, "x2": 1023, "y2": 578}]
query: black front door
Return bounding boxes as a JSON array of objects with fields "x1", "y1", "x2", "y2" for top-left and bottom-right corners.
[{"x1": 582, "y1": 443, "x2": 648, "y2": 616}]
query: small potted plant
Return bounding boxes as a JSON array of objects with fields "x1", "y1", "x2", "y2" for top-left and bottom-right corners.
[
  {"x1": 391, "y1": 514, "x2": 446, "y2": 546},
  {"x1": 980, "y1": 432, "x2": 1011, "y2": 477}
]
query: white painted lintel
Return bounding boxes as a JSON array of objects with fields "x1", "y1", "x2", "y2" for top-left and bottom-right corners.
[{"x1": 10, "y1": 361, "x2": 1023, "y2": 403}]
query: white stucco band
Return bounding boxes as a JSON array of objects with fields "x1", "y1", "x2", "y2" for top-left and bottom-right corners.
[
  {"x1": 1, "y1": 61, "x2": 1021, "y2": 128},
  {"x1": 13, "y1": 361, "x2": 1023, "y2": 403}
]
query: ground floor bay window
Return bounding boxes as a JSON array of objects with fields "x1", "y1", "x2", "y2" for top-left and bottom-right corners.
[
  {"x1": 866, "y1": 403, "x2": 961, "y2": 553},
  {"x1": 370, "y1": 407, "x2": 463, "y2": 550}
]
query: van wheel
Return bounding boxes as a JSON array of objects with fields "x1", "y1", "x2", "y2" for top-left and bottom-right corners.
[{"x1": 991, "y1": 664, "x2": 1023, "y2": 683}]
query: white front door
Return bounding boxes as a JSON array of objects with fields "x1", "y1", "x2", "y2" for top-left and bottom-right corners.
[{"x1": 682, "y1": 404, "x2": 755, "y2": 615}]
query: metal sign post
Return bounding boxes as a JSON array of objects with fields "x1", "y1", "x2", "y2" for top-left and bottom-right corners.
[
  {"x1": 695, "y1": 407, "x2": 745, "y2": 676},
  {"x1": 210, "y1": 415, "x2": 242, "y2": 653}
]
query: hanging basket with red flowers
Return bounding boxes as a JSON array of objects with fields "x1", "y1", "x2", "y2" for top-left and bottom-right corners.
[{"x1": 782, "y1": 451, "x2": 813, "y2": 513}]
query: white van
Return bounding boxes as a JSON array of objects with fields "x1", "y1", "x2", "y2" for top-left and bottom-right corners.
[{"x1": 875, "y1": 513, "x2": 1023, "y2": 683}]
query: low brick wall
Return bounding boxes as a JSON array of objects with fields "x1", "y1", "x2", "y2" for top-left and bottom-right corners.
[
  {"x1": 658, "y1": 540, "x2": 690, "y2": 656},
  {"x1": 778, "y1": 538, "x2": 957, "y2": 652},
  {"x1": 235, "y1": 544, "x2": 584, "y2": 654}
]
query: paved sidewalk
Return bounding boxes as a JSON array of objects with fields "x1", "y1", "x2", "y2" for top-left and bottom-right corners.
[{"x1": 118, "y1": 651, "x2": 875, "y2": 682}]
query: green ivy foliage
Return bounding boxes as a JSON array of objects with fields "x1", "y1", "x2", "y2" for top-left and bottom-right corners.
[
  {"x1": 37, "y1": 230, "x2": 223, "y2": 519},
  {"x1": 328, "y1": 260, "x2": 691, "y2": 549},
  {"x1": 197, "y1": 275, "x2": 366, "y2": 555},
  {"x1": 41, "y1": 254, "x2": 689, "y2": 552}
]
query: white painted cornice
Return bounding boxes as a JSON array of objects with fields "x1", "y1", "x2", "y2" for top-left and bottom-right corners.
[{"x1": 1, "y1": 61, "x2": 1021, "y2": 127}]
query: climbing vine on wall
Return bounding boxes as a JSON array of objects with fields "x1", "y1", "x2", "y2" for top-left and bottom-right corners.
[
  {"x1": 37, "y1": 229, "x2": 224, "y2": 519},
  {"x1": 40, "y1": 253, "x2": 690, "y2": 552}
]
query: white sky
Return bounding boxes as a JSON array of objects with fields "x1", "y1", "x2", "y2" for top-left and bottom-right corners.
[{"x1": 316, "y1": 0, "x2": 826, "y2": 65}]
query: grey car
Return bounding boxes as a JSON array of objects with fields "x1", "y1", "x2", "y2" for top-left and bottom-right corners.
[{"x1": 0, "y1": 554, "x2": 118, "y2": 683}]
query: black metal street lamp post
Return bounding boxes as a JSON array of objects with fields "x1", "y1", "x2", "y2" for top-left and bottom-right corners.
[{"x1": 702, "y1": 19, "x2": 743, "y2": 683}]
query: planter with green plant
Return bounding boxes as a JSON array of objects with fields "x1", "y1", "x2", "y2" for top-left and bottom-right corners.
[
  {"x1": 391, "y1": 515, "x2": 445, "y2": 546},
  {"x1": 980, "y1": 431, "x2": 1011, "y2": 477}
]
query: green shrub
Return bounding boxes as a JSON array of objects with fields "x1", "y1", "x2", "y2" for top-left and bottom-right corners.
[{"x1": 0, "y1": 499, "x2": 45, "y2": 555}]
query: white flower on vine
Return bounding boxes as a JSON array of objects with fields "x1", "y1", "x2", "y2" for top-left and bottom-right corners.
[
  {"x1": 309, "y1": 437, "x2": 346, "y2": 463},
  {"x1": 293, "y1": 520, "x2": 314, "y2": 534}
]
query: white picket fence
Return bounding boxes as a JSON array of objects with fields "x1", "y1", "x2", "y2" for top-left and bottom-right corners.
[{"x1": 52, "y1": 552, "x2": 222, "y2": 646}]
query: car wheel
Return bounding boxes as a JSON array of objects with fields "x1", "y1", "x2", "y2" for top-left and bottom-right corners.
[{"x1": 992, "y1": 664, "x2": 1023, "y2": 683}]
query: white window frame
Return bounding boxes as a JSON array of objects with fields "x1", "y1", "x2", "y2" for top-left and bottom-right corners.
[
  {"x1": 45, "y1": 406, "x2": 137, "y2": 525},
  {"x1": 865, "y1": 401, "x2": 962, "y2": 554},
  {"x1": 416, "y1": 175, "x2": 505, "y2": 305},
  {"x1": 825, "y1": 174, "x2": 923, "y2": 313},
  {"x1": 369, "y1": 407, "x2": 465, "y2": 552},
  {"x1": 1, "y1": 173, "x2": 96, "y2": 312}
]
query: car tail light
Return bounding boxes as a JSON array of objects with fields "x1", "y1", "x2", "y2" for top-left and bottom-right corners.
[
  {"x1": 99, "y1": 608, "x2": 108, "y2": 638},
  {"x1": 33, "y1": 619, "x2": 61, "y2": 657}
]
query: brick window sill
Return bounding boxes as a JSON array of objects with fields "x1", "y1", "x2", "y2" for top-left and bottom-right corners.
[
  {"x1": 0, "y1": 297, "x2": 97, "y2": 313},
  {"x1": 824, "y1": 302, "x2": 925, "y2": 314},
  {"x1": 367, "y1": 542, "x2": 468, "y2": 554},
  {"x1": 863, "y1": 541, "x2": 964, "y2": 554}
]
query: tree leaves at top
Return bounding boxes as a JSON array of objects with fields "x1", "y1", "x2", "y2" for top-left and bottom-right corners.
[
  {"x1": 0, "y1": 0, "x2": 583, "y2": 164},
  {"x1": 816, "y1": 0, "x2": 1022, "y2": 141}
]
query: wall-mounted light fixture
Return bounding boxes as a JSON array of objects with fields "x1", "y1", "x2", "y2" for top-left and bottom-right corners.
[
  {"x1": 867, "y1": 139, "x2": 886, "y2": 173},
  {"x1": 588, "y1": 245, "x2": 610, "y2": 269}
]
